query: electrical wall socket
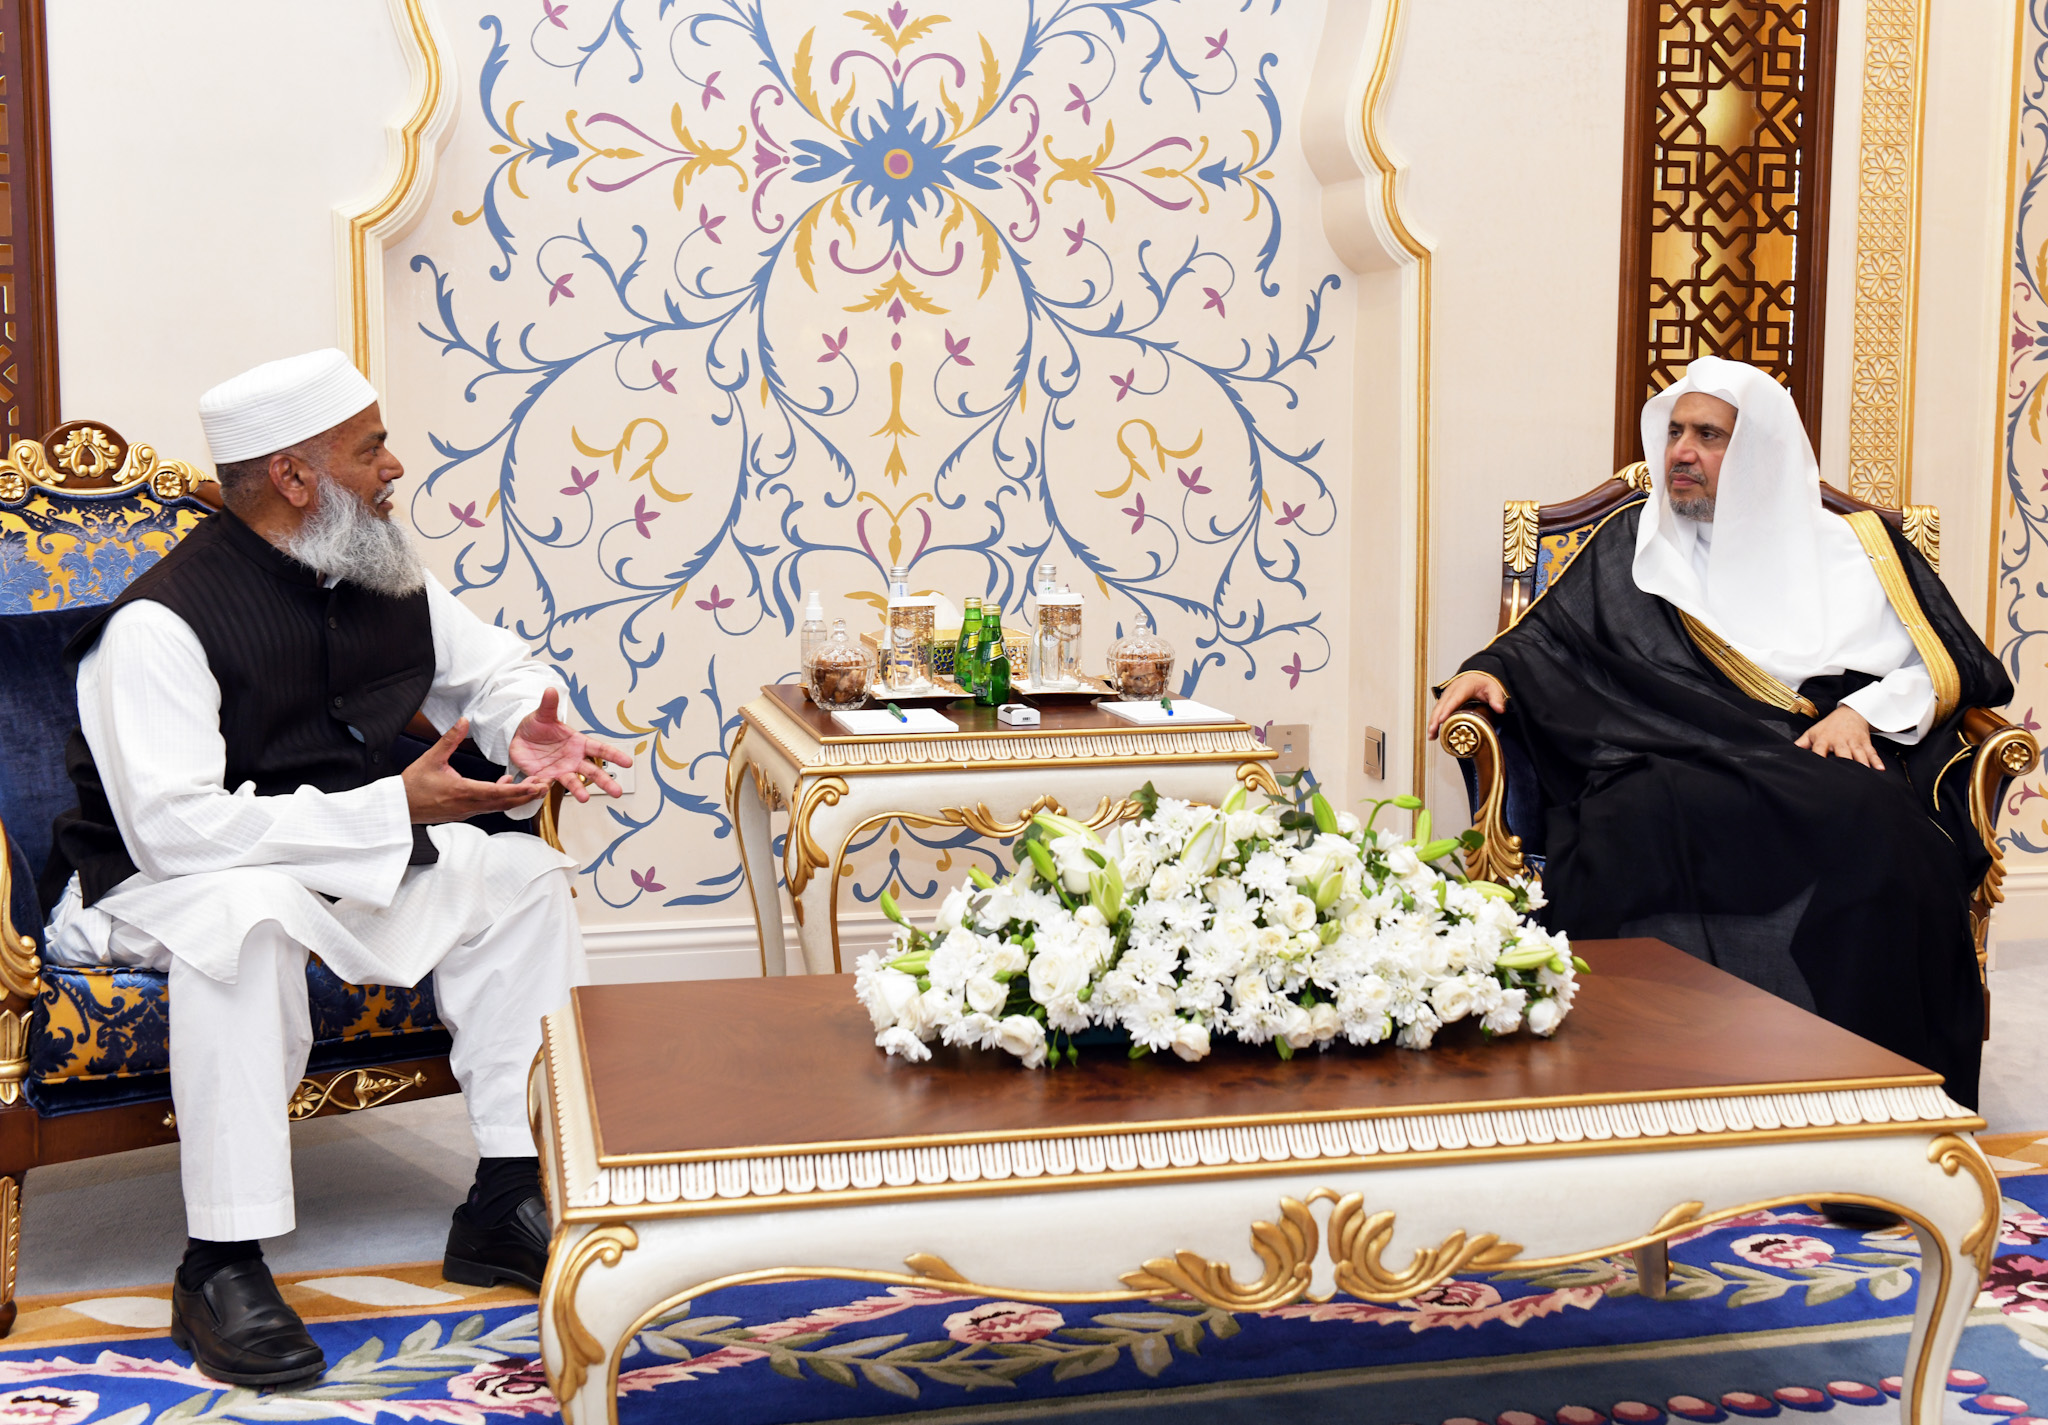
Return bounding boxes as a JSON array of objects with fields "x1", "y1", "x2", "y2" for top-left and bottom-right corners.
[
  {"x1": 594, "y1": 743, "x2": 637, "y2": 794},
  {"x1": 1362, "y1": 726, "x2": 1386, "y2": 780},
  {"x1": 1268, "y1": 723, "x2": 1311, "y2": 775}
]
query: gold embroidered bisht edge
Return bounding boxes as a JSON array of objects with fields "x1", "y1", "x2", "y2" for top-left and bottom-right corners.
[
  {"x1": 1677, "y1": 613, "x2": 1821, "y2": 721},
  {"x1": 1843, "y1": 510, "x2": 1961, "y2": 726}
]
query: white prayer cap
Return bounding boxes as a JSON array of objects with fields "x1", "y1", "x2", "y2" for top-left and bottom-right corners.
[{"x1": 197, "y1": 349, "x2": 380, "y2": 465}]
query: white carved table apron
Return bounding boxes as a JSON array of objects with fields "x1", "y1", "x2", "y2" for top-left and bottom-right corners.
[
  {"x1": 726, "y1": 687, "x2": 1281, "y2": 974},
  {"x1": 532, "y1": 990, "x2": 1997, "y2": 1425}
]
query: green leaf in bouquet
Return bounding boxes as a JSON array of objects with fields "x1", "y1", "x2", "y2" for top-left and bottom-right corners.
[
  {"x1": 1459, "y1": 828, "x2": 1484, "y2": 850},
  {"x1": 1133, "y1": 781, "x2": 1161, "y2": 819},
  {"x1": 1275, "y1": 1038, "x2": 1294, "y2": 1060}
]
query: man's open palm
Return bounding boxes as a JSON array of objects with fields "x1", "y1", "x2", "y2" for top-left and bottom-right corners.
[{"x1": 510, "y1": 689, "x2": 633, "y2": 802}]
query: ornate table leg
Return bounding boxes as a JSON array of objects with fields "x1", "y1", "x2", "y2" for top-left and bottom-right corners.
[{"x1": 725, "y1": 726, "x2": 790, "y2": 977}]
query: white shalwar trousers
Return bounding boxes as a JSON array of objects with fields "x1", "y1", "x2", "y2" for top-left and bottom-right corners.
[{"x1": 44, "y1": 829, "x2": 584, "y2": 1241}]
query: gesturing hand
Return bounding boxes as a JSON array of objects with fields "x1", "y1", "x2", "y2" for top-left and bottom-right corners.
[
  {"x1": 1426, "y1": 670, "x2": 1507, "y2": 740},
  {"x1": 1794, "y1": 706, "x2": 1885, "y2": 770},
  {"x1": 403, "y1": 719, "x2": 549, "y2": 824},
  {"x1": 509, "y1": 688, "x2": 634, "y2": 803}
]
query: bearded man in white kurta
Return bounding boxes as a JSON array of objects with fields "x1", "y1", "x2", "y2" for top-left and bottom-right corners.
[{"x1": 38, "y1": 350, "x2": 629, "y2": 1387}]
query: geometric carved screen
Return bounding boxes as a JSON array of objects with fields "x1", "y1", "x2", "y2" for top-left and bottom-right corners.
[
  {"x1": 1615, "y1": 0, "x2": 1838, "y2": 467},
  {"x1": 0, "y1": 0, "x2": 57, "y2": 443}
]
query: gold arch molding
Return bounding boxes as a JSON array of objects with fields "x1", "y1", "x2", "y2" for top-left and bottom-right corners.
[{"x1": 336, "y1": 0, "x2": 460, "y2": 391}]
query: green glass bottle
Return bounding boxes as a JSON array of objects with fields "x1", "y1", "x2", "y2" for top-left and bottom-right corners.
[
  {"x1": 955, "y1": 596, "x2": 984, "y2": 694},
  {"x1": 977, "y1": 605, "x2": 1011, "y2": 706}
]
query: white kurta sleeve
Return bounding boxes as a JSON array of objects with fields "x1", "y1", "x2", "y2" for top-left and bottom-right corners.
[
  {"x1": 79, "y1": 601, "x2": 416, "y2": 903},
  {"x1": 417, "y1": 573, "x2": 569, "y2": 778},
  {"x1": 1840, "y1": 649, "x2": 1939, "y2": 745}
]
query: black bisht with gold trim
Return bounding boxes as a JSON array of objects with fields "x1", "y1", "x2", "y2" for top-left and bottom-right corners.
[{"x1": 1458, "y1": 499, "x2": 2010, "y2": 1108}]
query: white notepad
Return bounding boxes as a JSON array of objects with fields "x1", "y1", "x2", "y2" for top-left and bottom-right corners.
[
  {"x1": 1097, "y1": 699, "x2": 1237, "y2": 726},
  {"x1": 832, "y1": 707, "x2": 959, "y2": 735}
]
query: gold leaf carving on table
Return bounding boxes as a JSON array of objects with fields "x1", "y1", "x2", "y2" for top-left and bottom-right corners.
[
  {"x1": 546, "y1": 1222, "x2": 638, "y2": 1406},
  {"x1": 1929, "y1": 1133, "x2": 2000, "y2": 1277},
  {"x1": 1320, "y1": 1189, "x2": 1523, "y2": 1302},
  {"x1": 1121, "y1": 1196, "x2": 1320, "y2": 1311}
]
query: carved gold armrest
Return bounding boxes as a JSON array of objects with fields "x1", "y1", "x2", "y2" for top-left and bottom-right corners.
[
  {"x1": 0, "y1": 810, "x2": 44, "y2": 1109},
  {"x1": 1439, "y1": 704, "x2": 1527, "y2": 884},
  {"x1": 1960, "y1": 707, "x2": 2039, "y2": 964}
]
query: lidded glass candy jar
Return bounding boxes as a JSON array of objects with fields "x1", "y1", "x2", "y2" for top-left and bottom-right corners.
[
  {"x1": 1107, "y1": 617, "x2": 1174, "y2": 701},
  {"x1": 807, "y1": 619, "x2": 874, "y2": 711}
]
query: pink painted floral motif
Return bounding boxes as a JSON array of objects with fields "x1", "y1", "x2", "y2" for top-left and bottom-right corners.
[
  {"x1": 944, "y1": 1301, "x2": 1066, "y2": 1343},
  {"x1": 445, "y1": 1359, "x2": 556, "y2": 1412},
  {"x1": 1981, "y1": 1252, "x2": 2048, "y2": 1322},
  {"x1": 0, "y1": 1389, "x2": 98, "y2": 1425},
  {"x1": 1730, "y1": 1233, "x2": 1835, "y2": 1270}
]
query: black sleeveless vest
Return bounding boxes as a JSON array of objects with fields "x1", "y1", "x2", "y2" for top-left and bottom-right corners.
[{"x1": 42, "y1": 508, "x2": 438, "y2": 908}]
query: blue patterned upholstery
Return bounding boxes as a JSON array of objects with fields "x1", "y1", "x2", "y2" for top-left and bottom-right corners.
[{"x1": 0, "y1": 608, "x2": 100, "y2": 941}]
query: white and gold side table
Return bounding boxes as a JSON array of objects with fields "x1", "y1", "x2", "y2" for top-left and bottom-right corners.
[{"x1": 725, "y1": 686, "x2": 1279, "y2": 975}]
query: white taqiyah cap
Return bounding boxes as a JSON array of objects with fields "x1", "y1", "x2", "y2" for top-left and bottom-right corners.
[{"x1": 197, "y1": 348, "x2": 380, "y2": 465}]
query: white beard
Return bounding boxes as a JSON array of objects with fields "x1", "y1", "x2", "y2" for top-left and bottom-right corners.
[{"x1": 283, "y1": 477, "x2": 426, "y2": 597}]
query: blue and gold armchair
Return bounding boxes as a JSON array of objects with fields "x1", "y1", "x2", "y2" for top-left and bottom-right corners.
[
  {"x1": 1441, "y1": 464, "x2": 2041, "y2": 985},
  {"x1": 0, "y1": 422, "x2": 569, "y2": 1334}
]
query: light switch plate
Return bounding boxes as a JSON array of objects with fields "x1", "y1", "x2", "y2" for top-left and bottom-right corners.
[
  {"x1": 1269, "y1": 723, "x2": 1311, "y2": 775},
  {"x1": 1362, "y1": 726, "x2": 1386, "y2": 780}
]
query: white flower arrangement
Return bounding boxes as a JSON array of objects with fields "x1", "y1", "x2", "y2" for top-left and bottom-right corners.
[{"x1": 855, "y1": 774, "x2": 1583, "y2": 1069}]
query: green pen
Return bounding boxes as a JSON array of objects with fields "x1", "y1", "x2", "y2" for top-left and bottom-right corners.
[
  {"x1": 887, "y1": 702, "x2": 908, "y2": 723},
  {"x1": 1160, "y1": 696, "x2": 1173, "y2": 717}
]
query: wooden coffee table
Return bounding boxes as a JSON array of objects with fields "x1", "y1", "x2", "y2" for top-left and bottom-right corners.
[
  {"x1": 530, "y1": 939, "x2": 1997, "y2": 1425},
  {"x1": 726, "y1": 685, "x2": 1278, "y2": 975}
]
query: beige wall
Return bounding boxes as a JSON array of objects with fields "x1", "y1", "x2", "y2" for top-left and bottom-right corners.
[{"x1": 44, "y1": 2, "x2": 406, "y2": 460}]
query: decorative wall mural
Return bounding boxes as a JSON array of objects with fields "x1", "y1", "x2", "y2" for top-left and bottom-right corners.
[
  {"x1": 1995, "y1": 0, "x2": 2048, "y2": 865},
  {"x1": 386, "y1": 0, "x2": 1348, "y2": 922}
]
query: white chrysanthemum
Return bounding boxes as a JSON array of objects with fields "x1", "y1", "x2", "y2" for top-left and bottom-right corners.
[{"x1": 877, "y1": 1025, "x2": 932, "y2": 1061}]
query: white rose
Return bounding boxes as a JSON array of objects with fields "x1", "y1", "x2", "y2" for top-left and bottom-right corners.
[
  {"x1": 966, "y1": 973, "x2": 1007, "y2": 1016},
  {"x1": 1527, "y1": 997, "x2": 1564, "y2": 1036},
  {"x1": 1293, "y1": 930, "x2": 1321, "y2": 955},
  {"x1": 1171, "y1": 1020, "x2": 1212, "y2": 1062},
  {"x1": 1149, "y1": 862, "x2": 1190, "y2": 903},
  {"x1": 1075, "y1": 904, "x2": 1108, "y2": 930},
  {"x1": 1280, "y1": 1003, "x2": 1316, "y2": 1049},
  {"x1": 1385, "y1": 846, "x2": 1422, "y2": 878},
  {"x1": 1308, "y1": 1002, "x2": 1341, "y2": 1043},
  {"x1": 1226, "y1": 809, "x2": 1264, "y2": 844},
  {"x1": 1028, "y1": 947, "x2": 1091, "y2": 1005},
  {"x1": 1277, "y1": 894, "x2": 1318, "y2": 932},
  {"x1": 877, "y1": 1026, "x2": 932, "y2": 1061},
  {"x1": 1232, "y1": 969, "x2": 1269, "y2": 1007},
  {"x1": 1334, "y1": 811, "x2": 1362, "y2": 835},
  {"x1": 1341, "y1": 904, "x2": 1373, "y2": 937},
  {"x1": 988, "y1": 940, "x2": 1027, "y2": 976},
  {"x1": 866, "y1": 968, "x2": 923, "y2": 1030},
  {"x1": 1253, "y1": 926, "x2": 1290, "y2": 958},
  {"x1": 1430, "y1": 978, "x2": 1476, "y2": 1023},
  {"x1": 997, "y1": 1014, "x2": 1048, "y2": 1067}
]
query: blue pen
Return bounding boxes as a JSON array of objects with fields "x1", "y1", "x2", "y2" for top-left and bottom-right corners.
[{"x1": 887, "y1": 702, "x2": 908, "y2": 723}]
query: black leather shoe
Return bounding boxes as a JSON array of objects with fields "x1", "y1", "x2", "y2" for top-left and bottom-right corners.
[
  {"x1": 443, "y1": 1194, "x2": 550, "y2": 1291},
  {"x1": 170, "y1": 1259, "x2": 326, "y2": 1388}
]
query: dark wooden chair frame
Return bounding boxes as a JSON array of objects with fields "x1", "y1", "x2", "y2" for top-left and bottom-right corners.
[
  {"x1": 0, "y1": 421, "x2": 574, "y2": 1333},
  {"x1": 1440, "y1": 462, "x2": 2041, "y2": 983}
]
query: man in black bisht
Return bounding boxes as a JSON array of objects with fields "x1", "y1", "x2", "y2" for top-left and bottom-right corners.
[{"x1": 1429, "y1": 355, "x2": 2008, "y2": 1110}]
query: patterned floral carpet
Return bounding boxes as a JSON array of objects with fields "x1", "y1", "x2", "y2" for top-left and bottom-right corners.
[{"x1": 3, "y1": 1173, "x2": 2045, "y2": 1424}]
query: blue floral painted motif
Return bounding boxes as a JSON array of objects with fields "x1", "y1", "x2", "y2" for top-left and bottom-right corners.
[{"x1": 404, "y1": 0, "x2": 1340, "y2": 910}]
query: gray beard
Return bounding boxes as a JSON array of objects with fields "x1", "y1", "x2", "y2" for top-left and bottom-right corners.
[
  {"x1": 1668, "y1": 490, "x2": 1715, "y2": 522},
  {"x1": 283, "y1": 477, "x2": 426, "y2": 597}
]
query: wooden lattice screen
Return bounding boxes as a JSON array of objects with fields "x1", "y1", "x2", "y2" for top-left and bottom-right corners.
[
  {"x1": 1614, "y1": 0, "x2": 1838, "y2": 467},
  {"x1": 0, "y1": 0, "x2": 56, "y2": 443}
]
